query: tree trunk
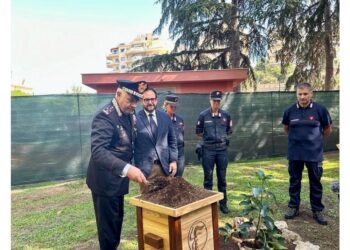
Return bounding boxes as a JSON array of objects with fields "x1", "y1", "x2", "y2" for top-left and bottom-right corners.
[
  {"x1": 230, "y1": 0, "x2": 241, "y2": 68},
  {"x1": 324, "y1": 0, "x2": 334, "y2": 90}
]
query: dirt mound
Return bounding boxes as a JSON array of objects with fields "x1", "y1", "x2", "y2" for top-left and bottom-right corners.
[{"x1": 139, "y1": 176, "x2": 214, "y2": 208}]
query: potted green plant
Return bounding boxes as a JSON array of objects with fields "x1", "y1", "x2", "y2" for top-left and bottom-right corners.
[{"x1": 220, "y1": 170, "x2": 286, "y2": 249}]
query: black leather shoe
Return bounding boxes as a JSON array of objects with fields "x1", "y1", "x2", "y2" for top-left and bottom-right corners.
[
  {"x1": 313, "y1": 211, "x2": 328, "y2": 225},
  {"x1": 284, "y1": 207, "x2": 299, "y2": 219},
  {"x1": 220, "y1": 205, "x2": 230, "y2": 214}
]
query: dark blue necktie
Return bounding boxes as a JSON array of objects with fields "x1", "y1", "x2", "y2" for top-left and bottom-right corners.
[{"x1": 149, "y1": 113, "x2": 158, "y2": 139}]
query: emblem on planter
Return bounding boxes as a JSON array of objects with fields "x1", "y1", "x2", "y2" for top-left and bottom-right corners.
[{"x1": 188, "y1": 220, "x2": 208, "y2": 250}]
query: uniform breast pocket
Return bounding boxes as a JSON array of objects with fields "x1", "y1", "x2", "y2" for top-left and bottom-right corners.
[
  {"x1": 176, "y1": 123, "x2": 184, "y2": 132},
  {"x1": 203, "y1": 121, "x2": 214, "y2": 129}
]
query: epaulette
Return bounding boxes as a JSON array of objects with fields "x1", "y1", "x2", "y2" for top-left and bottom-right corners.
[{"x1": 102, "y1": 104, "x2": 115, "y2": 115}]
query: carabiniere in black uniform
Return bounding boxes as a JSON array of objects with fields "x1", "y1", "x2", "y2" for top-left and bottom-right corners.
[
  {"x1": 196, "y1": 91, "x2": 233, "y2": 213},
  {"x1": 171, "y1": 113, "x2": 185, "y2": 176},
  {"x1": 86, "y1": 98, "x2": 137, "y2": 249},
  {"x1": 164, "y1": 94, "x2": 186, "y2": 176}
]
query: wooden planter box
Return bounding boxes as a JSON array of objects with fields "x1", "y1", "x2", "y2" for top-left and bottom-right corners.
[{"x1": 129, "y1": 191, "x2": 223, "y2": 250}]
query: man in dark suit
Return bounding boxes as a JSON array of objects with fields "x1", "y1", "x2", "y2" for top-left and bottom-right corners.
[
  {"x1": 134, "y1": 88, "x2": 178, "y2": 192},
  {"x1": 86, "y1": 80, "x2": 149, "y2": 250}
]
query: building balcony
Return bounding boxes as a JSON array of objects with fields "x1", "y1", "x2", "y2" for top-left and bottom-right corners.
[
  {"x1": 127, "y1": 47, "x2": 145, "y2": 54},
  {"x1": 106, "y1": 54, "x2": 119, "y2": 60}
]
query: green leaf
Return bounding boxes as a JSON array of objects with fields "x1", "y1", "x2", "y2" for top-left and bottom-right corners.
[
  {"x1": 260, "y1": 204, "x2": 269, "y2": 217},
  {"x1": 240, "y1": 206, "x2": 257, "y2": 216},
  {"x1": 256, "y1": 170, "x2": 265, "y2": 179},
  {"x1": 218, "y1": 227, "x2": 228, "y2": 235},
  {"x1": 224, "y1": 223, "x2": 233, "y2": 231},
  {"x1": 239, "y1": 200, "x2": 251, "y2": 206},
  {"x1": 272, "y1": 242, "x2": 287, "y2": 249},
  {"x1": 240, "y1": 194, "x2": 251, "y2": 199},
  {"x1": 252, "y1": 187, "x2": 263, "y2": 197},
  {"x1": 264, "y1": 216, "x2": 275, "y2": 230},
  {"x1": 239, "y1": 221, "x2": 252, "y2": 231}
]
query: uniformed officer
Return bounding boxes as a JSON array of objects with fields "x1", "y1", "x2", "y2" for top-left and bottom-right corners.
[
  {"x1": 163, "y1": 94, "x2": 185, "y2": 176},
  {"x1": 196, "y1": 90, "x2": 233, "y2": 214},
  {"x1": 282, "y1": 82, "x2": 332, "y2": 225},
  {"x1": 86, "y1": 80, "x2": 149, "y2": 250}
]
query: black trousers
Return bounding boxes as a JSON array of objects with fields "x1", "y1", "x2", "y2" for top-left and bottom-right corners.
[
  {"x1": 92, "y1": 192, "x2": 124, "y2": 250},
  {"x1": 288, "y1": 160, "x2": 324, "y2": 212},
  {"x1": 175, "y1": 153, "x2": 185, "y2": 177},
  {"x1": 202, "y1": 148, "x2": 228, "y2": 206}
]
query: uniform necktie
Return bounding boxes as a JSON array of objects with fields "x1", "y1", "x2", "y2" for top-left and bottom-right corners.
[{"x1": 148, "y1": 113, "x2": 158, "y2": 139}]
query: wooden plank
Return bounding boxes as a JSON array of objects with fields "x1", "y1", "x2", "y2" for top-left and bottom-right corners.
[
  {"x1": 211, "y1": 203, "x2": 220, "y2": 250},
  {"x1": 169, "y1": 216, "x2": 182, "y2": 250},
  {"x1": 143, "y1": 208, "x2": 170, "y2": 250},
  {"x1": 129, "y1": 192, "x2": 223, "y2": 217},
  {"x1": 137, "y1": 207, "x2": 144, "y2": 250},
  {"x1": 180, "y1": 205, "x2": 214, "y2": 250},
  {"x1": 144, "y1": 233, "x2": 164, "y2": 249},
  {"x1": 143, "y1": 209, "x2": 169, "y2": 226},
  {"x1": 173, "y1": 193, "x2": 223, "y2": 217}
]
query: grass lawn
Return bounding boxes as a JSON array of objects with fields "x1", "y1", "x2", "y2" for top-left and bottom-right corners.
[{"x1": 11, "y1": 152, "x2": 339, "y2": 250}]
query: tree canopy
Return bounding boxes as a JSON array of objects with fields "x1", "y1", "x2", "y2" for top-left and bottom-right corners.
[{"x1": 132, "y1": 0, "x2": 339, "y2": 91}]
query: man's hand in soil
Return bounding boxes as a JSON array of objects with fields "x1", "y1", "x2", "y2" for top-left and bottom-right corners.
[
  {"x1": 169, "y1": 161, "x2": 177, "y2": 177},
  {"x1": 127, "y1": 166, "x2": 149, "y2": 184}
]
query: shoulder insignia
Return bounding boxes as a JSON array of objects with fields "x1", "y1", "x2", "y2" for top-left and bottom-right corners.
[{"x1": 102, "y1": 105, "x2": 115, "y2": 115}]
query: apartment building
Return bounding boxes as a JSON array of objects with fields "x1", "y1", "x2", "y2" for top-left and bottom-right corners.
[{"x1": 106, "y1": 33, "x2": 168, "y2": 72}]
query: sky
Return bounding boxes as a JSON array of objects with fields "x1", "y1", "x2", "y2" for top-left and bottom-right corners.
[{"x1": 11, "y1": 0, "x2": 172, "y2": 95}]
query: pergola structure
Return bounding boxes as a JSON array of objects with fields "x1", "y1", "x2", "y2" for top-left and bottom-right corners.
[{"x1": 81, "y1": 69, "x2": 248, "y2": 94}]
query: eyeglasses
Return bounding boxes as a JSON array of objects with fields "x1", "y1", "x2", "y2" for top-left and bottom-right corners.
[{"x1": 143, "y1": 98, "x2": 157, "y2": 103}]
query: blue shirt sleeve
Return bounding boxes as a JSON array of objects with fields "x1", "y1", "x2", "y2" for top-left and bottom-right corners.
[
  {"x1": 282, "y1": 109, "x2": 289, "y2": 125},
  {"x1": 319, "y1": 106, "x2": 332, "y2": 128},
  {"x1": 196, "y1": 114, "x2": 204, "y2": 135}
]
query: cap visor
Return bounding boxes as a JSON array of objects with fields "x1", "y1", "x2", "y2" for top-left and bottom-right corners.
[{"x1": 130, "y1": 95, "x2": 140, "y2": 102}]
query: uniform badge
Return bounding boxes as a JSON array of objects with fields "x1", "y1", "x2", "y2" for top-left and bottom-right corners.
[
  {"x1": 138, "y1": 82, "x2": 148, "y2": 93},
  {"x1": 309, "y1": 116, "x2": 315, "y2": 120}
]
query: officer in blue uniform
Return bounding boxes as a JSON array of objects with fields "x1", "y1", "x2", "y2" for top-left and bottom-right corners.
[
  {"x1": 196, "y1": 90, "x2": 233, "y2": 214},
  {"x1": 282, "y1": 82, "x2": 332, "y2": 225},
  {"x1": 163, "y1": 94, "x2": 185, "y2": 176},
  {"x1": 86, "y1": 80, "x2": 149, "y2": 250}
]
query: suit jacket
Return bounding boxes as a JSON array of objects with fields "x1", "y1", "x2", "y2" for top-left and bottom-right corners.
[
  {"x1": 86, "y1": 101, "x2": 136, "y2": 197},
  {"x1": 134, "y1": 109, "x2": 178, "y2": 177}
]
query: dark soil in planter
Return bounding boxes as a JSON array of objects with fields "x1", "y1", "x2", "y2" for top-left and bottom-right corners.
[{"x1": 138, "y1": 176, "x2": 214, "y2": 208}]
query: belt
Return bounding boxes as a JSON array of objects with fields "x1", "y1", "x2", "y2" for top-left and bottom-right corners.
[
  {"x1": 153, "y1": 159, "x2": 161, "y2": 165},
  {"x1": 203, "y1": 142, "x2": 227, "y2": 149}
]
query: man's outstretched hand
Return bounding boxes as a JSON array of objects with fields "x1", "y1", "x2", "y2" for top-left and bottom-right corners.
[{"x1": 127, "y1": 166, "x2": 149, "y2": 184}]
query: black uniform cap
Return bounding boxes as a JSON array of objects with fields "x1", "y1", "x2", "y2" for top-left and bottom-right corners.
[
  {"x1": 165, "y1": 94, "x2": 179, "y2": 104},
  {"x1": 210, "y1": 90, "x2": 223, "y2": 100},
  {"x1": 116, "y1": 80, "x2": 148, "y2": 100}
]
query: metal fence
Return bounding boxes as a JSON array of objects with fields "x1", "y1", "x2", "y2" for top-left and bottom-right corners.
[{"x1": 11, "y1": 91, "x2": 339, "y2": 185}]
